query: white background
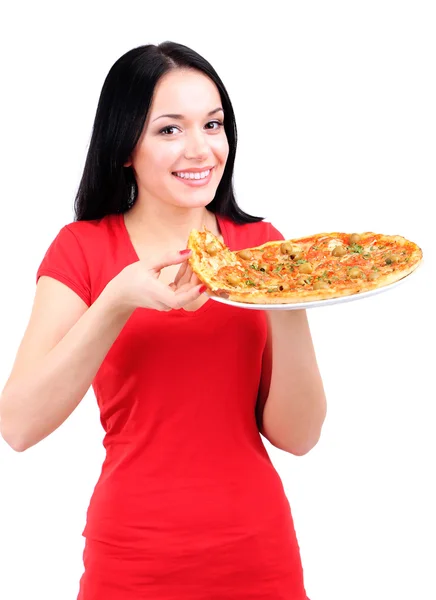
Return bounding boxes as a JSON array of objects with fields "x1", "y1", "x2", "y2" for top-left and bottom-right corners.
[{"x1": 0, "y1": 1, "x2": 435, "y2": 599}]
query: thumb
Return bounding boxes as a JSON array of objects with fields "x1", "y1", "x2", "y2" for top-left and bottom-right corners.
[{"x1": 149, "y1": 249, "x2": 192, "y2": 274}]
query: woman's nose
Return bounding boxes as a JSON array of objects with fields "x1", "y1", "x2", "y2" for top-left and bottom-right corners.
[{"x1": 184, "y1": 129, "x2": 209, "y2": 160}]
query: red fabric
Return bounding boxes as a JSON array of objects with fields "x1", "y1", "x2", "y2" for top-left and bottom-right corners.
[{"x1": 37, "y1": 213, "x2": 308, "y2": 599}]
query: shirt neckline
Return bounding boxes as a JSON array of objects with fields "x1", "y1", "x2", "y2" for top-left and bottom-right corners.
[{"x1": 115, "y1": 211, "x2": 231, "y2": 317}]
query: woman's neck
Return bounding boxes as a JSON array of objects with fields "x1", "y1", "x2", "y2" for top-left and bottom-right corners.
[{"x1": 123, "y1": 201, "x2": 218, "y2": 251}]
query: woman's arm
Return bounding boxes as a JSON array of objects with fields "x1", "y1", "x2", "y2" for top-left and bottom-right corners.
[
  {"x1": 0, "y1": 277, "x2": 134, "y2": 452},
  {"x1": 0, "y1": 249, "x2": 204, "y2": 452},
  {"x1": 257, "y1": 310, "x2": 327, "y2": 456}
]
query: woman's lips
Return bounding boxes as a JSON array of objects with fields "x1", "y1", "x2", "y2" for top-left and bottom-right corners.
[{"x1": 172, "y1": 167, "x2": 214, "y2": 187}]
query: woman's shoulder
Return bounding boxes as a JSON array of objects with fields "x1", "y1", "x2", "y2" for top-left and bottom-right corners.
[
  {"x1": 40, "y1": 214, "x2": 118, "y2": 272},
  {"x1": 53, "y1": 215, "x2": 120, "y2": 261},
  {"x1": 36, "y1": 214, "x2": 121, "y2": 306},
  {"x1": 63, "y1": 214, "x2": 116, "y2": 241}
]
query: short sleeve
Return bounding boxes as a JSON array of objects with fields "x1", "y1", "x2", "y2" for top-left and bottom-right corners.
[
  {"x1": 266, "y1": 222, "x2": 286, "y2": 242},
  {"x1": 36, "y1": 225, "x2": 91, "y2": 306}
]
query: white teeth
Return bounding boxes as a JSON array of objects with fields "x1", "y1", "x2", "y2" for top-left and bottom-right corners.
[{"x1": 175, "y1": 169, "x2": 211, "y2": 179}]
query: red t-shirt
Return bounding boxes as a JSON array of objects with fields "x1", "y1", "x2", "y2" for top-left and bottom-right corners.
[{"x1": 36, "y1": 213, "x2": 308, "y2": 599}]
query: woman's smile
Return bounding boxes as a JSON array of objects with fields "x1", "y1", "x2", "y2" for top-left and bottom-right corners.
[{"x1": 172, "y1": 166, "x2": 214, "y2": 187}]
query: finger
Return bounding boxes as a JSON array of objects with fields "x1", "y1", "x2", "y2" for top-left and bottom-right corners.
[
  {"x1": 149, "y1": 249, "x2": 191, "y2": 274},
  {"x1": 174, "y1": 263, "x2": 199, "y2": 291},
  {"x1": 178, "y1": 264, "x2": 194, "y2": 287},
  {"x1": 178, "y1": 264, "x2": 199, "y2": 288},
  {"x1": 190, "y1": 271, "x2": 201, "y2": 286},
  {"x1": 147, "y1": 279, "x2": 182, "y2": 308},
  {"x1": 164, "y1": 283, "x2": 207, "y2": 310},
  {"x1": 169, "y1": 282, "x2": 177, "y2": 291},
  {"x1": 174, "y1": 281, "x2": 199, "y2": 294},
  {"x1": 181, "y1": 263, "x2": 200, "y2": 285},
  {"x1": 173, "y1": 260, "x2": 189, "y2": 286},
  {"x1": 175, "y1": 274, "x2": 202, "y2": 294}
]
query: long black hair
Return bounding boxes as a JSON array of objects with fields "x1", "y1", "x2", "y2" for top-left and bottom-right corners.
[{"x1": 74, "y1": 41, "x2": 263, "y2": 224}]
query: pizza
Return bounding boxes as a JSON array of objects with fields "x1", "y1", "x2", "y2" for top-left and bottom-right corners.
[{"x1": 187, "y1": 228, "x2": 423, "y2": 304}]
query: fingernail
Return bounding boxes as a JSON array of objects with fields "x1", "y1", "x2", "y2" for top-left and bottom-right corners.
[
  {"x1": 199, "y1": 285, "x2": 207, "y2": 294},
  {"x1": 179, "y1": 249, "x2": 191, "y2": 255}
]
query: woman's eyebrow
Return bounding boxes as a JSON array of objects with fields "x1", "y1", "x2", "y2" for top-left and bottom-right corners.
[{"x1": 152, "y1": 107, "x2": 224, "y2": 122}]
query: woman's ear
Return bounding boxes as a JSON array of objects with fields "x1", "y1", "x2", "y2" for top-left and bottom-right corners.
[{"x1": 124, "y1": 159, "x2": 132, "y2": 167}]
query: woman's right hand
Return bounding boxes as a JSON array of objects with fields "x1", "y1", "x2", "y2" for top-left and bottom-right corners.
[{"x1": 105, "y1": 249, "x2": 206, "y2": 312}]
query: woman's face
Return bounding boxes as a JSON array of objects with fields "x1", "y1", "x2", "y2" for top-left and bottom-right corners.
[{"x1": 126, "y1": 68, "x2": 229, "y2": 210}]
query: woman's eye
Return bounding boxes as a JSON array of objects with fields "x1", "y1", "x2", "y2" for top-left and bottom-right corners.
[
  {"x1": 205, "y1": 120, "x2": 224, "y2": 130},
  {"x1": 160, "y1": 125, "x2": 179, "y2": 135},
  {"x1": 159, "y1": 121, "x2": 224, "y2": 136}
]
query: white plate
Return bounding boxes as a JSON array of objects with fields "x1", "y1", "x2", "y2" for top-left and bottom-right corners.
[{"x1": 207, "y1": 264, "x2": 423, "y2": 311}]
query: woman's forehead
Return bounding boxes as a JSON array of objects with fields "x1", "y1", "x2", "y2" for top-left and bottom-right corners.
[{"x1": 149, "y1": 69, "x2": 221, "y2": 117}]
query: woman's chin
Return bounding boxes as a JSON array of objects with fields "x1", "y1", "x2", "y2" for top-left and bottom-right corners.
[{"x1": 169, "y1": 190, "x2": 216, "y2": 209}]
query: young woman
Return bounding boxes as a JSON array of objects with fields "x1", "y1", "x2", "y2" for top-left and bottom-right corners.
[{"x1": 0, "y1": 41, "x2": 327, "y2": 599}]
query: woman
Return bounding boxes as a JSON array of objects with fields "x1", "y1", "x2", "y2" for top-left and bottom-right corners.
[{"x1": 0, "y1": 42, "x2": 327, "y2": 599}]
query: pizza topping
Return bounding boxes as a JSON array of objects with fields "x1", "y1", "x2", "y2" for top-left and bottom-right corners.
[
  {"x1": 332, "y1": 246, "x2": 347, "y2": 257},
  {"x1": 349, "y1": 233, "x2": 362, "y2": 244},
  {"x1": 385, "y1": 253, "x2": 401, "y2": 264},
  {"x1": 227, "y1": 273, "x2": 242, "y2": 286},
  {"x1": 313, "y1": 281, "x2": 330, "y2": 290},
  {"x1": 217, "y1": 266, "x2": 245, "y2": 287},
  {"x1": 297, "y1": 277, "x2": 312, "y2": 285},
  {"x1": 206, "y1": 242, "x2": 221, "y2": 256},
  {"x1": 280, "y1": 242, "x2": 294, "y2": 255},
  {"x1": 238, "y1": 249, "x2": 253, "y2": 260},
  {"x1": 348, "y1": 267, "x2": 364, "y2": 279},
  {"x1": 278, "y1": 241, "x2": 304, "y2": 260},
  {"x1": 275, "y1": 263, "x2": 290, "y2": 275},
  {"x1": 298, "y1": 262, "x2": 313, "y2": 274},
  {"x1": 349, "y1": 243, "x2": 365, "y2": 254},
  {"x1": 262, "y1": 250, "x2": 277, "y2": 263}
]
